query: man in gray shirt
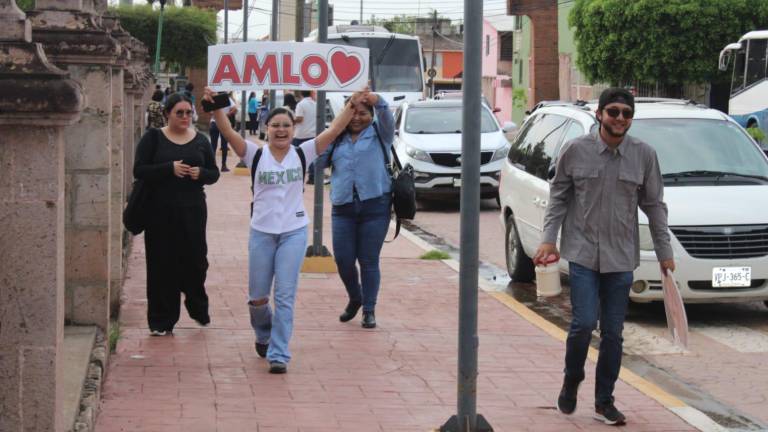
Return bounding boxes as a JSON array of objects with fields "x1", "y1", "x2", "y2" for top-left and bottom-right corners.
[{"x1": 535, "y1": 88, "x2": 675, "y2": 425}]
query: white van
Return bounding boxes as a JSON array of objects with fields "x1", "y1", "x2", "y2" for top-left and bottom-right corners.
[{"x1": 499, "y1": 99, "x2": 768, "y2": 305}]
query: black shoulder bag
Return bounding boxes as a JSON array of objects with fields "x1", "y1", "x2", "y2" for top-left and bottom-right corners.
[
  {"x1": 123, "y1": 128, "x2": 160, "y2": 235},
  {"x1": 372, "y1": 123, "x2": 416, "y2": 240}
]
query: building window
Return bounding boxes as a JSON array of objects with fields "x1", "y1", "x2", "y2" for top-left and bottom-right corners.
[
  {"x1": 500, "y1": 32, "x2": 513, "y2": 61},
  {"x1": 486, "y1": 35, "x2": 490, "y2": 56}
]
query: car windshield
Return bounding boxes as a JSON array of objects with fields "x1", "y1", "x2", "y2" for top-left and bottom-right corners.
[
  {"x1": 333, "y1": 37, "x2": 423, "y2": 92},
  {"x1": 630, "y1": 119, "x2": 768, "y2": 184},
  {"x1": 405, "y1": 107, "x2": 499, "y2": 134}
]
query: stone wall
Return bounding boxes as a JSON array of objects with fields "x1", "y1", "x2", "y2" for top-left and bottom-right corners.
[{"x1": 0, "y1": 1, "x2": 152, "y2": 430}]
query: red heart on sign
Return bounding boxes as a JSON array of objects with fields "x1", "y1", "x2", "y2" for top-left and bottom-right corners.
[{"x1": 330, "y1": 50, "x2": 363, "y2": 86}]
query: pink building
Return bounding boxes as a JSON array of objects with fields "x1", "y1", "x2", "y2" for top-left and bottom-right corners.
[{"x1": 482, "y1": 17, "x2": 515, "y2": 124}]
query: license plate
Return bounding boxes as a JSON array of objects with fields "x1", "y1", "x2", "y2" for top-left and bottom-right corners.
[
  {"x1": 712, "y1": 267, "x2": 751, "y2": 287},
  {"x1": 453, "y1": 178, "x2": 462, "y2": 187}
]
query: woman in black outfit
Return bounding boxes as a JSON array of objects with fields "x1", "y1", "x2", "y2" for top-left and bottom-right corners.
[{"x1": 133, "y1": 93, "x2": 220, "y2": 336}]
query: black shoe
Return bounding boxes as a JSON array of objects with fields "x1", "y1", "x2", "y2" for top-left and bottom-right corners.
[
  {"x1": 594, "y1": 402, "x2": 626, "y2": 425},
  {"x1": 255, "y1": 342, "x2": 268, "y2": 358},
  {"x1": 221, "y1": 165, "x2": 230, "y2": 172},
  {"x1": 339, "y1": 300, "x2": 362, "y2": 322},
  {"x1": 268, "y1": 361, "x2": 287, "y2": 374},
  {"x1": 556, "y1": 378, "x2": 580, "y2": 414},
  {"x1": 362, "y1": 311, "x2": 376, "y2": 328}
]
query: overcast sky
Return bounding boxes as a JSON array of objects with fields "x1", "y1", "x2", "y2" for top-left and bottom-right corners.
[{"x1": 109, "y1": 0, "x2": 511, "y2": 41}]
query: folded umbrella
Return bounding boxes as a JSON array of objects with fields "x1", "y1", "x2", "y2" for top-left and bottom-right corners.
[{"x1": 661, "y1": 269, "x2": 689, "y2": 349}]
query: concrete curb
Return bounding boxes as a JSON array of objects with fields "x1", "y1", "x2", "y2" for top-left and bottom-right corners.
[{"x1": 71, "y1": 330, "x2": 107, "y2": 432}]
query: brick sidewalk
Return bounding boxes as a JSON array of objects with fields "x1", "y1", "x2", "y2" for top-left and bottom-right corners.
[{"x1": 95, "y1": 169, "x2": 695, "y2": 432}]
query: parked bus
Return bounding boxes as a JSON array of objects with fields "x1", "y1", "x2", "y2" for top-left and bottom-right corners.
[
  {"x1": 719, "y1": 30, "x2": 768, "y2": 142},
  {"x1": 306, "y1": 25, "x2": 425, "y2": 121}
]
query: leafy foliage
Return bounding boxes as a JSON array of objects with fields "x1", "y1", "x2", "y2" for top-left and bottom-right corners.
[
  {"x1": 569, "y1": 0, "x2": 768, "y2": 85},
  {"x1": 367, "y1": 14, "x2": 418, "y2": 34},
  {"x1": 15, "y1": 0, "x2": 33, "y2": 11},
  {"x1": 111, "y1": 4, "x2": 217, "y2": 69}
]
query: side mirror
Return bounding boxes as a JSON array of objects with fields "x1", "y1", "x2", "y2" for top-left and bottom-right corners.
[{"x1": 502, "y1": 121, "x2": 518, "y2": 133}]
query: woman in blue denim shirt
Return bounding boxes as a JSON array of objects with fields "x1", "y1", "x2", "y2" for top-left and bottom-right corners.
[{"x1": 328, "y1": 92, "x2": 395, "y2": 329}]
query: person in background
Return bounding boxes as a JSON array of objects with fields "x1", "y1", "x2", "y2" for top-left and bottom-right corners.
[
  {"x1": 283, "y1": 92, "x2": 298, "y2": 113},
  {"x1": 248, "y1": 92, "x2": 259, "y2": 136},
  {"x1": 294, "y1": 91, "x2": 318, "y2": 182},
  {"x1": 183, "y1": 83, "x2": 198, "y2": 130},
  {"x1": 329, "y1": 90, "x2": 395, "y2": 330},
  {"x1": 258, "y1": 94, "x2": 269, "y2": 140},
  {"x1": 203, "y1": 86, "x2": 363, "y2": 374},
  {"x1": 146, "y1": 89, "x2": 166, "y2": 130},
  {"x1": 133, "y1": 92, "x2": 219, "y2": 336},
  {"x1": 209, "y1": 95, "x2": 237, "y2": 172},
  {"x1": 537, "y1": 88, "x2": 674, "y2": 426}
]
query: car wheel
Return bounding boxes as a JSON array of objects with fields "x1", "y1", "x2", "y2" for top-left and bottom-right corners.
[{"x1": 505, "y1": 213, "x2": 535, "y2": 282}]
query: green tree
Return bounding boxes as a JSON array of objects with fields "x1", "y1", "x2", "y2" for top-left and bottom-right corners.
[
  {"x1": 111, "y1": 4, "x2": 216, "y2": 71},
  {"x1": 569, "y1": 0, "x2": 768, "y2": 86},
  {"x1": 15, "y1": 0, "x2": 33, "y2": 11},
  {"x1": 367, "y1": 14, "x2": 418, "y2": 34}
]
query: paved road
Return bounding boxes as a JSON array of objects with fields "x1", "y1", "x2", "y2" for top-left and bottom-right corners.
[{"x1": 408, "y1": 197, "x2": 768, "y2": 430}]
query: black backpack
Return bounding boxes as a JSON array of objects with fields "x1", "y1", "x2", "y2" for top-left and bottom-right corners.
[
  {"x1": 249, "y1": 146, "x2": 307, "y2": 216},
  {"x1": 326, "y1": 123, "x2": 416, "y2": 239}
]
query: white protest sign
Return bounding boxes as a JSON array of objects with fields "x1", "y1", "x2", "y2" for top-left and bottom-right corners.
[{"x1": 208, "y1": 41, "x2": 369, "y2": 92}]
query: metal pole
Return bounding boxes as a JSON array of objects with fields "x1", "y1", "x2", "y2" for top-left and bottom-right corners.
[
  {"x1": 440, "y1": 0, "x2": 492, "y2": 431},
  {"x1": 153, "y1": 1, "x2": 166, "y2": 74},
  {"x1": 359, "y1": 0, "x2": 362, "y2": 23},
  {"x1": 295, "y1": 0, "x2": 304, "y2": 41},
  {"x1": 430, "y1": 9, "x2": 437, "y2": 98},
  {"x1": 224, "y1": 0, "x2": 229, "y2": 43},
  {"x1": 269, "y1": 0, "x2": 278, "y2": 109},
  {"x1": 311, "y1": 0, "x2": 328, "y2": 255},
  {"x1": 240, "y1": 0, "x2": 248, "y2": 140}
]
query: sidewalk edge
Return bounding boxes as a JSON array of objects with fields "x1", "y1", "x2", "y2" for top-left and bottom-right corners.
[{"x1": 398, "y1": 227, "x2": 727, "y2": 432}]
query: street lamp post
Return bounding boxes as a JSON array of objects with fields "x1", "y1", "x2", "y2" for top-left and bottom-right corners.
[{"x1": 153, "y1": 0, "x2": 167, "y2": 74}]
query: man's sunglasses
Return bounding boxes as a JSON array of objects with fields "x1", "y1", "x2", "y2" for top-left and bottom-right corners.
[
  {"x1": 604, "y1": 107, "x2": 634, "y2": 119},
  {"x1": 174, "y1": 110, "x2": 194, "y2": 118}
]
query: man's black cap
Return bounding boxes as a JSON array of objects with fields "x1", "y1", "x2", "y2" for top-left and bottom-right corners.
[{"x1": 598, "y1": 87, "x2": 635, "y2": 112}]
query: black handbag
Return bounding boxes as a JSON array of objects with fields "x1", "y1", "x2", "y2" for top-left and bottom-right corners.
[
  {"x1": 123, "y1": 129, "x2": 159, "y2": 235},
  {"x1": 372, "y1": 124, "x2": 416, "y2": 240}
]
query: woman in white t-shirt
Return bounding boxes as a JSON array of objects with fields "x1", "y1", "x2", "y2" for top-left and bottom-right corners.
[{"x1": 204, "y1": 87, "x2": 360, "y2": 374}]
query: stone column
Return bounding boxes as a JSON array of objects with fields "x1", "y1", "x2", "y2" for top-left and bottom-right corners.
[
  {"x1": 29, "y1": 2, "x2": 121, "y2": 331},
  {"x1": 0, "y1": 2, "x2": 82, "y2": 431},
  {"x1": 103, "y1": 13, "x2": 128, "y2": 317}
]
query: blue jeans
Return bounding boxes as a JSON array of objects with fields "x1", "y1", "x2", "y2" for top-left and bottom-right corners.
[
  {"x1": 565, "y1": 262, "x2": 632, "y2": 405},
  {"x1": 247, "y1": 226, "x2": 307, "y2": 364},
  {"x1": 332, "y1": 194, "x2": 391, "y2": 312}
]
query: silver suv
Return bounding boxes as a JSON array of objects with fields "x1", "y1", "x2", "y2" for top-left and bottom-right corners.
[{"x1": 499, "y1": 99, "x2": 768, "y2": 305}]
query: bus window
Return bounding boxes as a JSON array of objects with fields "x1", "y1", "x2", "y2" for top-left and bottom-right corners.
[
  {"x1": 746, "y1": 39, "x2": 768, "y2": 88},
  {"x1": 732, "y1": 48, "x2": 747, "y2": 94}
]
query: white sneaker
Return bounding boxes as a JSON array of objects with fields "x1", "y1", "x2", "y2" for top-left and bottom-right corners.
[{"x1": 149, "y1": 330, "x2": 169, "y2": 336}]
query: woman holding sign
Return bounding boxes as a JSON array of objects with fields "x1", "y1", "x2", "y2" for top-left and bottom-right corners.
[
  {"x1": 203, "y1": 86, "x2": 361, "y2": 374},
  {"x1": 329, "y1": 92, "x2": 395, "y2": 330}
]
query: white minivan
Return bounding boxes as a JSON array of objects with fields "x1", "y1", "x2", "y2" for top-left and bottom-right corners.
[{"x1": 499, "y1": 99, "x2": 768, "y2": 305}]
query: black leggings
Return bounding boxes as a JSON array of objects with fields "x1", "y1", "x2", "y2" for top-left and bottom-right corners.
[
  {"x1": 248, "y1": 113, "x2": 258, "y2": 135},
  {"x1": 144, "y1": 202, "x2": 209, "y2": 332},
  {"x1": 209, "y1": 121, "x2": 229, "y2": 167}
]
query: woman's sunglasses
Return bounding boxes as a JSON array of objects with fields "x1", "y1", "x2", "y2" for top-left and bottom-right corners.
[
  {"x1": 604, "y1": 107, "x2": 634, "y2": 119},
  {"x1": 173, "y1": 110, "x2": 194, "y2": 118}
]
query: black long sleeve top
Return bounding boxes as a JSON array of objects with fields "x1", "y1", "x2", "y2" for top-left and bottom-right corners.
[{"x1": 133, "y1": 128, "x2": 220, "y2": 207}]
